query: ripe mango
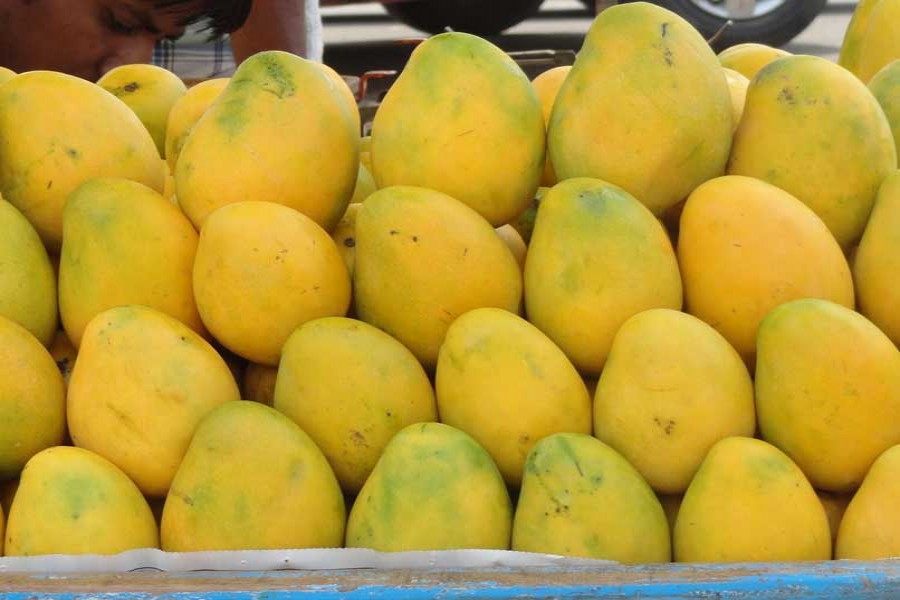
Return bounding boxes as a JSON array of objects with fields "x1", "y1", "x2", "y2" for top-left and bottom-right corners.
[
  {"x1": 0, "y1": 197, "x2": 56, "y2": 346},
  {"x1": 495, "y1": 224, "x2": 527, "y2": 270},
  {"x1": 0, "y1": 71, "x2": 163, "y2": 251},
  {"x1": 436, "y1": 308, "x2": 591, "y2": 487},
  {"x1": 594, "y1": 309, "x2": 755, "y2": 494},
  {"x1": 371, "y1": 32, "x2": 544, "y2": 226},
  {"x1": 856, "y1": 0, "x2": 900, "y2": 83},
  {"x1": 0, "y1": 316, "x2": 66, "y2": 480},
  {"x1": 549, "y1": 3, "x2": 732, "y2": 216},
  {"x1": 350, "y1": 164, "x2": 376, "y2": 204},
  {"x1": 868, "y1": 61, "x2": 900, "y2": 159},
  {"x1": 5, "y1": 446, "x2": 158, "y2": 556},
  {"x1": 818, "y1": 490, "x2": 852, "y2": 548},
  {"x1": 717, "y1": 43, "x2": 790, "y2": 80},
  {"x1": 531, "y1": 65, "x2": 571, "y2": 187},
  {"x1": 331, "y1": 203, "x2": 360, "y2": 277},
  {"x1": 727, "y1": 55, "x2": 897, "y2": 248},
  {"x1": 674, "y1": 437, "x2": 831, "y2": 562},
  {"x1": 97, "y1": 64, "x2": 187, "y2": 158},
  {"x1": 242, "y1": 363, "x2": 277, "y2": 406},
  {"x1": 274, "y1": 317, "x2": 436, "y2": 494},
  {"x1": 839, "y1": 0, "x2": 883, "y2": 76},
  {"x1": 0, "y1": 67, "x2": 14, "y2": 85},
  {"x1": 722, "y1": 68, "x2": 749, "y2": 131},
  {"x1": 524, "y1": 178, "x2": 682, "y2": 376},
  {"x1": 0, "y1": 480, "x2": 17, "y2": 516},
  {"x1": 354, "y1": 186, "x2": 521, "y2": 369},
  {"x1": 176, "y1": 51, "x2": 359, "y2": 232},
  {"x1": 346, "y1": 422, "x2": 511, "y2": 551},
  {"x1": 161, "y1": 401, "x2": 345, "y2": 551},
  {"x1": 193, "y1": 201, "x2": 350, "y2": 366},
  {"x1": 513, "y1": 433, "x2": 670, "y2": 563},
  {"x1": 67, "y1": 306, "x2": 241, "y2": 497},
  {"x1": 164, "y1": 77, "x2": 229, "y2": 172},
  {"x1": 59, "y1": 178, "x2": 204, "y2": 347},
  {"x1": 854, "y1": 171, "x2": 900, "y2": 345},
  {"x1": 756, "y1": 299, "x2": 900, "y2": 492},
  {"x1": 48, "y1": 330, "x2": 77, "y2": 388},
  {"x1": 677, "y1": 175, "x2": 854, "y2": 365},
  {"x1": 835, "y1": 445, "x2": 900, "y2": 559}
]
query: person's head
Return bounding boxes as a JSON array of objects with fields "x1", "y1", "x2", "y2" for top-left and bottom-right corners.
[{"x1": 0, "y1": 0, "x2": 252, "y2": 81}]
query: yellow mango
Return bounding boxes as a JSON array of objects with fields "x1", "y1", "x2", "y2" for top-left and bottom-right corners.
[
  {"x1": 818, "y1": 490, "x2": 852, "y2": 548},
  {"x1": 722, "y1": 68, "x2": 749, "y2": 131},
  {"x1": 354, "y1": 186, "x2": 521, "y2": 369},
  {"x1": 717, "y1": 43, "x2": 790, "y2": 80},
  {"x1": 0, "y1": 197, "x2": 56, "y2": 346},
  {"x1": 97, "y1": 63, "x2": 187, "y2": 158},
  {"x1": 59, "y1": 178, "x2": 204, "y2": 347},
  {"x1": 677, "y1": 176, "x2": 854, "y2": 365},
  {"x1": 193, "y1": 201, "x2": 350, "y2": 366},
  {"x1": 524, "y1": 178, "x2": 682, "y2": 376},
  {"x1": 674, "y1": 437, "x2": 831, "y2": 563},
  {"x1": 857, "y1": 0, "x2": 900, "y2": 83},
  {"x1": 274, "y1": 317, "x2": 436, "y2": 494},
  {"x1": 67, "y1": 306, "x2": 241, "y2": 497},
  {"x1": 868, "y1": 61, "x2": 900, "y2": 162},
  {"x1": 48, "y1": 329, "x2": 77, "y2": 387},
  {"x1": 0, "y1": 316, "x2": 65, "y2": 480},
  {"x1": 331, "y1": 203, "x2": 360, "y2": 277},
  {"x1": 836, "y1": 445, "x2": 900, "y2": 559},
  {"x1": 549, "y1": 3, "x2": 732, "y2": 216},
  {"x1": 854, "y1": 171, "x2": 900, "y2": 345},
  {"x1": 5, "y1": 446, "x2": 158, "y2": 556},
  {"x1": 594, "y1": 309, "x2": 755, "y2": 494},
  {"x1": 727, "y1": 55, "x2": 896, "y2": 248},
  {"x1": 242, "y1": 363, "x2": 278, "y2": 406},
  {"x1": 346, "y1": 422, "x2": 512, "y2": 551},
  {"x1": 509, "y1": 186, "x2": 547, "y2": 245},
  {"x1": 839, "y1": 0, "x2": 883, "y2": 75},
  {"x1": 176, "y1": 51, "x2": 358, "y2": 232},
  {"x1": 532, "y1": 66, "x2": 571, "y2": 187},
  {"x1": 359, "y1": 135, "x2": 372, "y2": 173},
  {"x1": 0, "y1": 480, "x2": 17, "y2": 516},
  {"x1": 318, "y1": 62, "x2": 361, "y2": 136},
  {"x1": 164, "y1": 77, "x2": 229, "y2": 172},
  {"x1": 495, "y1": 224, "x2": 527, "y2": 271},
  {"x1": 371, "y1": 32, "x2": 544, "y2": 226},
  {"x1": 0, "y1": 67, "x2": 15, "y2": 85},
  {"x1": 350, "y1": 164, "x2": 376, "y2": 204},
  {"x1": 161, "y1": 401, "x2": 344, "y2": 551},
  {"x1": 0, "y1": 71, "x2": 163, "y2": 251},
  {"x1": 436, "y1": 308, "x2": 591, "y2": 487},
  {"x1": 756, "y1": 299, "x2": 900, "y2": 492},
  {"x1": 513, "y1": 433, "x2": 670, "y2": 563}
]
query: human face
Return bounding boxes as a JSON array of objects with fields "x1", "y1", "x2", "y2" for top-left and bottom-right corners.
[{"x1": 0, "y1": 0, "x2": 201, "y2": 81}]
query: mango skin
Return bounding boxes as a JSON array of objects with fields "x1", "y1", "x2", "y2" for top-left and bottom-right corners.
[
  {"x1": 513, "y1": 433, "x2": 670, "y2": 564},
  {"x1": 346, "y1": 422, "x2": 512, "y2": 551},
  {"x1": 531, "y1": 66, "x2": 571, "y2": 187},
  {"x1": 67, "y1": 306, "x2": 241, "y2": 497},
  {"x1": 354, "y1": 186, "x2": 521, "y2": 369},
  {"x1": 161, "y1": 401, "x2": 345, "y2": 551},
  {"x1": 549, "y1": 2, "x2": 732, "y2": 216},
  {"x1": 674, "y1": 437, "x2": 831, "y2": 563},
  {"x1": 97, "y1": 64, "x2": 187, "y2": 158},
  {"x1": 868, "y1": 61, "x2": 900, "y2": 160},
  {"x1": 495, "y1": 224, "x2": 527, "y2": 271},
  {"x1": 165, "y1": 77, "x2": 229, "y2": 172},
  {"x1": 854, "y1": 171, "x2": 900, "y2": 345},
  {"x1": 722, "y1": 68, "x2": 749, "y2": 132},
  {"x1": 331, "y1": 203, "x2": 360, "y2": 277},
  {"x1": 0, "y1": 316, "x2": 66, "y2": 480},
  {"x1": 59, "y1": 178, "x2": 204, "y2": 347},
  {"x1": 594, "y1": 309, "x2": 756, "y2": 494},
  {"x1": 350, "y1": 164, "x2": 377, "y2": 205},
  {"x1": 0, "y1": 198, "x2": 57, "y2": 346},
  {"x1": 726, "y1": 55, "x2": 897, "y2": 248},
  {"x1": 856, "y1": 0, "x2": 900, "y2": 83},
  {"x1": 193, "y1": 201, "x2": 351, "y2": 366},
  {"x1": 436, "y1": 308, "x2": 591, "y2": 487},
  {"x1": 818, "y1": 490, "x2": 852, "y2": 549},
  {"x1": 836, "y1": 445, "x2": 900, "y2": 559},
  {"x1": 717, "y1": 43, "x2": 790, "y2": 80},
  {"x1": 756, "y1": 299, "x2": 900, "y2": 492},
  {"x1": 5, "y1": 446, "x2": 158, "y2": 556},
  {"x1": 0, "y1": 67, "x2": 15, "y2": 85},
  {"x1": 677, "y1": 175, "x2": 854, "y2": 366},
  {"x1": 0, "y1": 71, "x2": 164, "y2": 251},
  {"x1": 274, "y1": 317, "x2": 437, "y2": 494},
  {"x1": 176, "y1": 51, "x2": 359, "y2": 232},
  {"x1": 371, "y1": 32, "x2": 545, "y2": 226},
  {"x1": 839, "y1": 0, "x2": 883, "y2": 76},
  {"x1": 524, "y1": 178, "x2": 682, "y2": 376}
]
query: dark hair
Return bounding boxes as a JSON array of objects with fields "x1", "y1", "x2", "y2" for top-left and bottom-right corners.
[{"x1": 153, "y1": 0, "x2": 254, "y2": 37}]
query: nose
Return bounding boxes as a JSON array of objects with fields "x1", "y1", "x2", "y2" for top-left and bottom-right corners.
[{"x1": 98, "y1": 33, "x2": 160, "y2": 77}]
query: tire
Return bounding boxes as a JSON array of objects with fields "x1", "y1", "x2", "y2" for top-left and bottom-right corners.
[
  {"x1": 383, "y1": 0, "x2": 546, "y2": 36},
  {"x1": 584, "y1": 0, "x2": 827, "y2": 50}
]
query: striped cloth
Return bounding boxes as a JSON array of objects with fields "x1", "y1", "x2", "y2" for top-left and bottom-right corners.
[{"x1": 152, "y1": 36, "x2": 237, "y2": 81}]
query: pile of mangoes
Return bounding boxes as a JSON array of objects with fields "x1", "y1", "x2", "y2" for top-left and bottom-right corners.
[{"x1": 1, "y1": 0, "x2": 900, "y2": 564}]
